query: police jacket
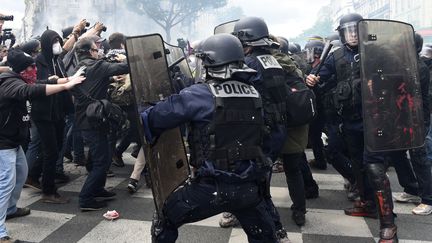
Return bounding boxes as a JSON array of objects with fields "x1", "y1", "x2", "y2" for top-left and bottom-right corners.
[
  {"x1": 0, "y1": 71, "x2": 46, "y2": 149},
  {"x1": 71, "y1": 56, "x2": 129, "y2": 130},
  {"x1": 315, "y1": 45, "x2": 362, "y2": 121},
  {"x1": 141, "y1": 79, "x2": 267, "y2": 183},
  {"x1": 245, "y1": 48, "x2": 288, "y2": 160}
]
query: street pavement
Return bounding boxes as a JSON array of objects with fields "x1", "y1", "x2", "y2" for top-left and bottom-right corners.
[{"x1": 7, "y1": 150, "x2": 432, "y2": 243}]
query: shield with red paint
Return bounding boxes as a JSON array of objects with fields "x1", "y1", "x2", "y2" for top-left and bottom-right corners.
[{"x1": 358, "y1": 19, "x2": 425, "y2": 152}]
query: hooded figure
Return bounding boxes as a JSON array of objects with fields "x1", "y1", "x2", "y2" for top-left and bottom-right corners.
[{"x1": 30, "y1": 29, "x2": 72, "y2": 203}]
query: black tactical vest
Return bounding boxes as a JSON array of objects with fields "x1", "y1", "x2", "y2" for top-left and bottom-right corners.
[
  {"x1": 333, "y1": 47, "x2": 363, "y2": 121},
  {"x1": 188, "y1": 80, "x2": 266, "y2": 172},
  {"x1": 250, "y1": 50, "x2": 289, "y2": 126}
]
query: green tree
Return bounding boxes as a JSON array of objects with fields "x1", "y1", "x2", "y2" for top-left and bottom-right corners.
[
  {"x1": 290, "y1": 6, "x2": 334, "y2": 47},
  {"x1": 126, "y1": 0, "x2": 227, "y2": 43}
]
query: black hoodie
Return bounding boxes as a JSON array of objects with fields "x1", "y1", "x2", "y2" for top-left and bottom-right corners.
[
  {"x1": 33, "y1": 29, "x2": 74, "y2": 121},
  {"x1": 0, "y1": 71, "x2": 46, "y2": 149}
]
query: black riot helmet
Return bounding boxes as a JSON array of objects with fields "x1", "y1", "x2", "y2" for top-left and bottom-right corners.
[
  {"x1": 304, "y1": 39, "x2": 325, "y2": 64},
  {"x1": 336, "y1": 13, "x2": 363, "y2": 47},
  {"x1": 288, "y1": 43, "x2": 300, "y2": 54},
  {"x1": 277, "y1": 36, "x2": 289, "y2": 54},
  {"x1": 232, "y1": 16, "x2": 275, "y2": 47},
  {"x1": 199, "y1": 33, "x2": 244, "y2": 68},
  {"x1": 414, "y1": 32, "x2": 423, "y2": 54}
]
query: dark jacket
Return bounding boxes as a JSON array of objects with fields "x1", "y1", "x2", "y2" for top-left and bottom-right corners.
[
  {"x1": 71, "y1": 57, "x2": 129, "y2": 130},
  {"x1": 32, "y1": 30, "x2": 73, "y2": 121},
  {"x1": 0, "y1": 71, "x2": 46, "y2": 149}
]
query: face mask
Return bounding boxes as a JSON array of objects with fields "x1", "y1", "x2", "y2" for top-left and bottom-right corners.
[
  {"x1": 52, "y1": 42, "x2": 62, "y2": 55},
  {"x1": 20, "y1": 67, "x2": 37, "y2": 84}
]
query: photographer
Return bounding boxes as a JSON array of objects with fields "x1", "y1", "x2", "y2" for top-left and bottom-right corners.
[
  {"x1": 71, "y1": 37, "x2": 128, "y2": 211},
  {"x1": 0, "y1": 49, "x2": 84, "y2": 243}
]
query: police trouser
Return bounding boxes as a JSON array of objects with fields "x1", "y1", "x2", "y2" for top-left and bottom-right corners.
[
  {"x1": 325, "y1": 122, "x2": 355, "y2": 184},
  {"x1": 154, "y1": 177, "x2": 277, "y2": 243},
  {"x1": 343, "y1": 120, "x2": 395, "y2": 227}
]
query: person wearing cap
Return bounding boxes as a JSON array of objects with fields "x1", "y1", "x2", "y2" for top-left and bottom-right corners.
[{"x1": 0, "y1": 49, "x2": 84, "y2": 243}]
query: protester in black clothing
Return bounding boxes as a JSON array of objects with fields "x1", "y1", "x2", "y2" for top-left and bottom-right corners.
[
  {"x1": 71, "y1": 37, "x2": 129, "y2": 211},
  {"x1": 29, "y1": 29, "x2": 74, "y2": 203},
  {"x1": 0, "y1": 49, "x2": 83, "y2": 242}
]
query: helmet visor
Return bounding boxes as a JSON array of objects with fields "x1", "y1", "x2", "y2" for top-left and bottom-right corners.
[{"x1": 341, "y1": 22, "x2": 358, "y2": 46}]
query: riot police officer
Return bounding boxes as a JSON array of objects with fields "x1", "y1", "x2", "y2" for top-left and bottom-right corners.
[
  {"x1": 231, "y1": 16, "x2": 292, "y2": 241},
  {"x1": 144, "y1": 33, "x2": 277, "y2": 243},
  {"x1": 306, "y1": 13, "x2": 398, "y2": 242},
  {"x1": 305, "y1": 38, "x2": 357, "y2": 200}
]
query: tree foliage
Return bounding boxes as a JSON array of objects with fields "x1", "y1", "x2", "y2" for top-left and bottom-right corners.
[
  {"x1": 290, "y1": 6, "x2": 335, "y2": 47},
  {"x1": 126, "y1": 0, "x2": 227, "y2": 43}
]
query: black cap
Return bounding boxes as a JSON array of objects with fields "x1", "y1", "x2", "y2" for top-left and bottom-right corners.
[{"x1": 7, "y1": 49, "x2": 35, "y2": 73}]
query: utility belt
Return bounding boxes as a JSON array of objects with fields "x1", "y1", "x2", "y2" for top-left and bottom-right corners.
[
  {"x1": 333, "y1": 79, "x2": 362, "y2": 121},
  {"x1": 210, "y1": 146, "x2": 265, "y2": 172}
]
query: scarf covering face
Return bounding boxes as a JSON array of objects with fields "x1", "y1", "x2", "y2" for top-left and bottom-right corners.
[{"x1": 20, "y1": 66, "x2": 37, "y2": 84}]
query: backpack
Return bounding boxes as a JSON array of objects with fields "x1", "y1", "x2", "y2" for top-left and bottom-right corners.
[
  {"x1": 272, "y1": 51, "x2": 317, "y2": 127},
  {"x1": 284, "y1": 75, "x2": 317, "y2": 127}
]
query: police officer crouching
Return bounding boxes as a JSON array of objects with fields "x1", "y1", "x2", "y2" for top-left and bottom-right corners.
[{"x1": 142, "y1": 33, "x2": 277, "y2": 243}]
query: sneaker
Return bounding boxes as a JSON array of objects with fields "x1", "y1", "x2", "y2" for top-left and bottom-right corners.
[
  {"x1": 6, "y1": 207, "x2": 31, "y2": 220},
  {"x1": 305, "y1": 183, "x2": 319, "y2": 199},
  {"x1": 272, "y1": 160, "x2": 284, "y2": 173},
  {"x1": 24, "y1": 177, "x2": 42, "y2": 192},
  {"x1": 80, "y1": 200, "x2": 107, "y2": 212},
  {"x1": 292, "y1": 210, "x2": 305, "y2": 226},
  {"x1": 394, "y1": 192, "x2": 421, "y2": 203},
  {"x1": 219, "y1": 212, "x2": 240, "y2": 228},
  {"x1": 54, "y1": 173, "x2": 70, "y2": 184},
  {"x1": 127, "y1": 179, "x2": 139, "y2": 194},
  {"x1": 112, "y1": 153, "x2": 125, "y2": 167},
  {"x1": 94, "y1": 190, "x2": 117, "y2": 201},
  {"x1": 344, "y1": 200, "x2": 377, "y2": 218},
  {"x1": 106, "y1": 169, "x2": 115, "y2": 177},
  {"x1": 41, "y1": 193, "x2": 69, "y2": 204},
  {"x1": 275, "y1": 228, "x2": 292, "y2": 243},
  {"x1": 0, "y1": 236, "x2": 14, "y2": 243},
  {"x1": 309, "y1": 159, "x2": 327, "y2": 170},
  {"x1": 412, "y1": 203, "x2": 432, "y2": 215}
]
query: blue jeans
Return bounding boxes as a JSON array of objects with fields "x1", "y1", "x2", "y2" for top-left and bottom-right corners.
[
  {"x1": 25, "y1": 120, "x2": 41, "y2": 171},
  {"x1": 0, "y1": 147, "x2": 28, "y2": 238},
  {"x1": 79, "y1": 130, "x2": 111, "y2": 206},
  {"x1": 426, "y1": 114, "x2": 432, "y2": 161},
  {"x1": 56, "y1": 114, "x2": 74, "y2": 174}
]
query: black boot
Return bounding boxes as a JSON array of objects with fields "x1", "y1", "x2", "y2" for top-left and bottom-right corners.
[{"x1": 366, "y1": 163, "x2": 398, "y2": 243}]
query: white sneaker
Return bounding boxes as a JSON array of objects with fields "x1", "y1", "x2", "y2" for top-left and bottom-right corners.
[
  {"x1": 412, "y1": 203, "x2": 432, "y2": 215},
  {"x1": 393, "y1": 192, "x2": 421, "y2": 203}
]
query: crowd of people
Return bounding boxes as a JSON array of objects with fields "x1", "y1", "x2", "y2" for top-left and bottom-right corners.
[{"x1": 0, "y1": 11, "x2": 431, "y2": 243}]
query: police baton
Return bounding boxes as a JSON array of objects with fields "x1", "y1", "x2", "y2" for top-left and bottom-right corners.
[{"x1": 312, "y1": 41, "x2": 333, "y2": 75}]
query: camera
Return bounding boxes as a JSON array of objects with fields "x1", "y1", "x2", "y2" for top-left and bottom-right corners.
[
  {"x1": 85, "y1": 22, "x2": 90, "y2": 27},
  {"x1": 0, "y1": 15, "x2": 14, "y2": 21},
  {"x1": 101, "y1": 26, "x2": 107, "y2": 32}
]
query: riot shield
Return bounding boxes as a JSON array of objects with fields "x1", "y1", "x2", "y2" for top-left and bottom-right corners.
[
  {"x1": 125, "y1": 34, "x2": 189, "y2": 213},
  {"x1": 358, "y1": 19, "x2": 425, "y2": 152},
  {"x1": 214, "y1": 19, "x2": 239, "y2": 34}
]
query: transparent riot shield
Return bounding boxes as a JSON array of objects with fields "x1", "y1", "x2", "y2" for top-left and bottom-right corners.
[
  {"x1": 358, "y1": 19, "x2": 425, "y2": 152},
  {"x1": 214, "y1": 19, "x2": 239, "y2": 34},
  {"x1": 125, "y1": 34, "x2": 189, "y2": 213}
]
